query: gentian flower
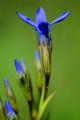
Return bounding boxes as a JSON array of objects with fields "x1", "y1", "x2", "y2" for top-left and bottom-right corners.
[{"x1": 16, "y1": 7, "x2": 70, "y2": 44}]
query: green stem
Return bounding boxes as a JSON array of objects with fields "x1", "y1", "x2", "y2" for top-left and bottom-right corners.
[{"x1": 44, "y1": 74, "x2": 50, "y2": 99}]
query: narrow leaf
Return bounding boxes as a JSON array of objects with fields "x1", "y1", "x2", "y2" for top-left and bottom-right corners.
[
  {"x1": 38, "y1": 86, "x2": 45, "y2": 111},
  {"x1": 38, "y1": 91, "x2": 56, "y2": 120}
]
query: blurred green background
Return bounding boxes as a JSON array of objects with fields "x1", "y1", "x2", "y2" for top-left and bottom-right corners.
[{"x1": 0, "y1": 0, "x2": 80, "y2": 120}]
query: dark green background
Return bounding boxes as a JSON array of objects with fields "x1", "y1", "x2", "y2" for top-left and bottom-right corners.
[{"x1": 0, "y1": 0, "x2": 80, "y2": 120}]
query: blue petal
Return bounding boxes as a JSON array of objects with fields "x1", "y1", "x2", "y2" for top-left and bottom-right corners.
[
  {"x1": 39, "y1": 33, "x2": 44, "y2": 43},
  {"x1": 5, "y1": 100, "x2": 15, "y2": 118},
  {"x1": 14, "y1": 59, "x2": 23, "y2": 75},
  {"x1": 35, "y1": 50, "x2": 39, "y2": 60},
  {"x1": 16, "y1": 12, "x2": 37, "y2": 28},
  {"x1": 21, "y1": 59, "x2": 26, "y2": 72},
  {"x1": 49, "y1": 11, "x2": 70, "y2": 26},
  {"x1": 38, "y1": 22, "x2": 50, "y2": 43},
  {"x1": 36, "y1": 7, "x2": 46, "y2": 25},
  {"x1": 4, "y1": 79, "x2": 9, "y2": 87}
]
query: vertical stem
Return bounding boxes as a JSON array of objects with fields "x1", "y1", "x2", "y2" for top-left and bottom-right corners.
[
  {"x1": 28, "y1": 101, "x2": 33, "y2": 120},
  {"x1": 45, "y1": 74, "x2": 50, "y2": 99},
  {"x1": 28, "y1": 99, "x2": 37, "y2": 120}
]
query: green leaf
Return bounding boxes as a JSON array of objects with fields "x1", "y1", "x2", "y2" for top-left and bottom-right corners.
[{"x1": 37, "y1": 91, "x2": 56, "y2": 120}]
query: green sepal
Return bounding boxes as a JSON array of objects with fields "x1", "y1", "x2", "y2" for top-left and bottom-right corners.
[{"x1": 17, "y1": 72, "x2": 33, "y2": 102}]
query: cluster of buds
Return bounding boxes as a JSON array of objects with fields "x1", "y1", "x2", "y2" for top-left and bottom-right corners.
[{"x1": 0, "y1": 7, "x2": 70, "y2": 120}]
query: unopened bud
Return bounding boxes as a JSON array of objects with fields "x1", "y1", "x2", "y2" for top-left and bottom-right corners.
[
  {"x1": 4, "y1": 79, "x2": 18, "y2": 116},
  {"x1": 5, "y1": 100, "x2": 18, "y2": 120},
  {"x1": 14, "y1": 59, "x2": 33, "y2": 103}
]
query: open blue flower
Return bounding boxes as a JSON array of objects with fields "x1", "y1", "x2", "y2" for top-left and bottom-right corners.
[{"x1": 16, "y1": 7, "x2": 70, "y2": 44}]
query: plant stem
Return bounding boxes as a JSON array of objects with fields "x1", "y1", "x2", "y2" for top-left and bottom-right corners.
[{"x1": 44, "y1": 75, "x2": 50, "y2": 99}]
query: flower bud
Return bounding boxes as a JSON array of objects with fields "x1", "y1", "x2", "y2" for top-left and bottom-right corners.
[
  {"x1": 14, "y1": 59, "x2": 33, "y2": 103},
  {"x1": 4, "y1": 79, "x2": 18, "y2": 115},
  {"x1": 5, "y1": 100, "x2": 18, "y2": 120}
]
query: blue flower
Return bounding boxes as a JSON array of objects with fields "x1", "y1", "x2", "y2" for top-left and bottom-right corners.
[
  {"x1": 5, "y1": 100, "x2": 15, "y2": 119},
  {"x1": 16, "y1": 7, "x2": 70, "y2": 44},
  {"x1": 14, "y1": 59, "x2": 23, "y2": 75}
]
